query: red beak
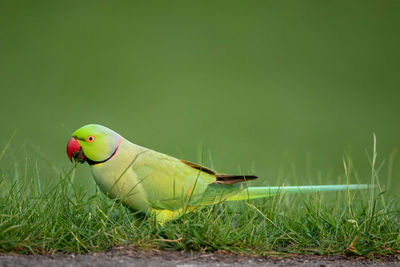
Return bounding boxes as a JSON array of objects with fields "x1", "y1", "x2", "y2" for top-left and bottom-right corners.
[{"x1": 67, "y1": 138, "x2": 81, "y2": 161}]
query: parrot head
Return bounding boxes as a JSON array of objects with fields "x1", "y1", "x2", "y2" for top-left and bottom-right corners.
[{"x1": 67, "y1": 124, "x2": 122, "y2": 165}]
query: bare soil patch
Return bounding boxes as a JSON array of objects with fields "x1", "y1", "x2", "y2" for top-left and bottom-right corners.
[{"x1": 1, "y1": 248, "x2": 399, "y2": 266}]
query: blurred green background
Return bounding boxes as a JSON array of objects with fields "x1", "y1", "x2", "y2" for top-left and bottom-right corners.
[{"x1": 1, "y1": 1, "x2": 399, "y2": 190}]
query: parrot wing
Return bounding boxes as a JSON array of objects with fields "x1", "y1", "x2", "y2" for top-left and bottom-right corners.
[
  {"x1": 131, "y1": 150, "x2": 217, "y2": 211},
  {"x1": 130, "y1": 150, "x2": 258, "y2": 211}
]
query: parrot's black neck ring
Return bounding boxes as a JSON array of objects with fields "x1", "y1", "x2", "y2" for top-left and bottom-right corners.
[{"x1": 86, "y1": 136, "x2": 123, "y2": 165}]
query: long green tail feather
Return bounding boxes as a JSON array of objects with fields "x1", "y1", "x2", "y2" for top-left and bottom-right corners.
[
  {"x1": 168, "y1": 184, "x2": 371, "y2": 207},
  {"x1": 226, "y1": 184, "x2": 371, "y2": 201}
]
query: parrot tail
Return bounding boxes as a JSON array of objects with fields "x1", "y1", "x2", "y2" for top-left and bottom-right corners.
[{"x1": 225, "y1": 184, "x2": 371, "y2": 201}]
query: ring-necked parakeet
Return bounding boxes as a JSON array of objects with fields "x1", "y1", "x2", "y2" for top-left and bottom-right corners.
[{"x1": 66, "y1": 124, "x2": 369, "y2": 223}]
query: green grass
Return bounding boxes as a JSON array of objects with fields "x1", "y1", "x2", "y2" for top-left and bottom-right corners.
[{"x1": 0, "y1": 142, "x2": 399, "y2": 256}]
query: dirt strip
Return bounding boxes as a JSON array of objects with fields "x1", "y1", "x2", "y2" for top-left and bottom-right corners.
[{"x1": 1, "y1": 248, "x2": 399, "y2": 267}]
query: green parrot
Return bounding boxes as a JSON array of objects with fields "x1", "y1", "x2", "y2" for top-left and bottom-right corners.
[{"x1": 67, "y1": 124, "x2": 369, "y2": 223}]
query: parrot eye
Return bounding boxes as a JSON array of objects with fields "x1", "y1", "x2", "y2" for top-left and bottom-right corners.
[{"x1": 87, "y1": 136, "x2": 95, "y2": 143}]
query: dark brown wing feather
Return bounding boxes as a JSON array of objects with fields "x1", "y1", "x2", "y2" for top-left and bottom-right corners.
[
  {"x1": 180, "y1": 160, "x2": 216, "y2": 175},
  {"x1": 214, "y1": 174, "x2": 258, "y2": 185},
  {"x1": 180, "y1": 159, "x2": 258, "y2": 185}
]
